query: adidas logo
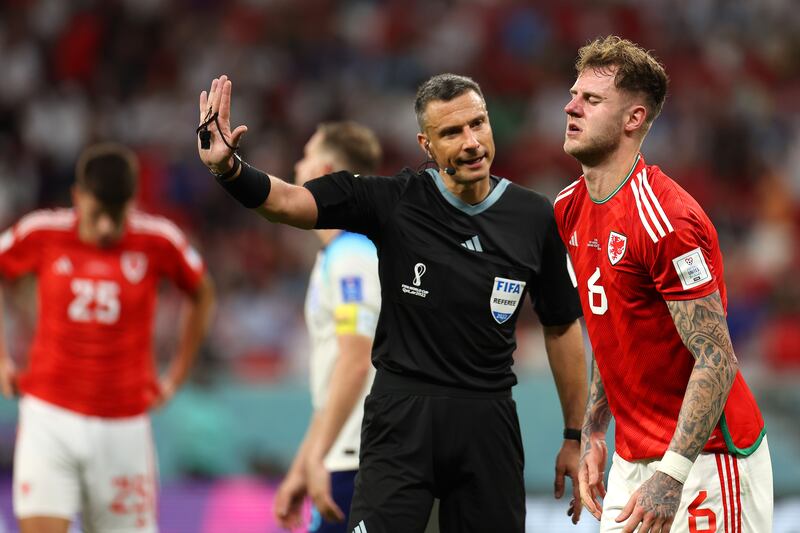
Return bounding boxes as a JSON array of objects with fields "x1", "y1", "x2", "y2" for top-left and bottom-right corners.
[
  {"x1": 352, "y1": 520, "x2": 368, "y2": 533},
  {"x1": 569, "y1": 231, "x2": 578, "y2": 247},
  {"x1": 460, "y1": 235, "x2": 483, "y2": 252}
]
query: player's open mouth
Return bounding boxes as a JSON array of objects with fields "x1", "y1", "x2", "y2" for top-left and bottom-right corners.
[{"x1": 567, "y1": 124, "x2": 581, "y2": 135}]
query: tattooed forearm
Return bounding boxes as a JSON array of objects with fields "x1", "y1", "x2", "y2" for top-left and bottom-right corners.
[
  {"x1": 581, "y1": 358, "x2": 611, "y2": 459},
  {"x1": 666, "y1": 290, "x2": 738, "y2": 461}
]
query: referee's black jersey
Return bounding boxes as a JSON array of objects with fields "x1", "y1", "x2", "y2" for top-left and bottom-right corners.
[{"x1": 305, "y1": 167, "x2": 581, "y2": 391}]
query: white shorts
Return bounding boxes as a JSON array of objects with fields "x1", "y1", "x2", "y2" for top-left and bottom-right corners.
[
  {"x1": 13, "y1": 395, "x2": 158, "y2": 532},
  {"x1": 600, "y1": 437, "x2": 773, "y2": 533}
]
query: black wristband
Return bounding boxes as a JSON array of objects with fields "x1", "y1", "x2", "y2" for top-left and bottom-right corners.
[
  {"x1": 563, "y1": 428, "x2": 582, "y2": 442},
  {"x1": 216, "y1": 158, "x2": 272, "y2": 209},
  {"x1": 212, "y1": 153, "x2": 241, "y2": 180}
]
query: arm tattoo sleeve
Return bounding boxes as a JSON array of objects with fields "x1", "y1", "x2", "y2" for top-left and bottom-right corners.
[
  {"x1": 666, "y1": 290, "x2": 738, "y2": 461},
  {"x1": 581, "y1": 357, "x2": 611, "y2": 458}
]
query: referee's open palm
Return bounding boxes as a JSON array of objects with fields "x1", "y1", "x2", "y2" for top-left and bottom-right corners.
[{"x1": 197, "y1": 75, "x2": 248, "y2": 175}]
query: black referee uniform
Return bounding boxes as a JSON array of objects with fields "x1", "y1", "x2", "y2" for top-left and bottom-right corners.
[{"x1": 305, "y1": 167, "x2": 582, "y2": 533}]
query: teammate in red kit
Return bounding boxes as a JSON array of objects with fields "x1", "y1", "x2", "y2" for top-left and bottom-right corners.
[
  {"x1": 0, "y1": 143, "x2": 215, "y2": 533},
  {"x1": 555, "y1": 36, "x2": 772, "y2": 532}
]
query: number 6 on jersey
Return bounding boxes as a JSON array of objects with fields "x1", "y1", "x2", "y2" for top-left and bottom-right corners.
[{"x1": 587, "y1": 267, "x2": 607, "y2": 315}]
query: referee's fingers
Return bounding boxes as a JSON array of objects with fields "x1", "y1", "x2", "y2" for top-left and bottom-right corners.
[
  {"x1": 199, "y1": 91, "x2": 207, "y2": 122},
  {"x1": 554, "y1": 468, "x2": 566, "y2": 498},
  {"x1": 210, "y1": 75, "x2": 226, "y2": 121},
  {"x1": 230, "y1": 125, "x2": 248, "y2": 148},
  {"x1": 203, "y1": 78, "x2": 218, "y2": 118},
  {"x1": 571, "y1": 481, "x2": 583, "y2": 523}
]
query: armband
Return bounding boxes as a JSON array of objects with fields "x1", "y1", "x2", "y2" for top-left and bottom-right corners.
[{"x1": 215, "y1": 156, "x2": 272, "y2": 209}]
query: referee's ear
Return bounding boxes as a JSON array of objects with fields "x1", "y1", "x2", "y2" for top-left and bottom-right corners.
[{"x1": 416, "y1": 132, "x2": 431, "y2": 157}]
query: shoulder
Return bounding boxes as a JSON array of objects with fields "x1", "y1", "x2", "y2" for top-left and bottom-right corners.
[
  {"x1": 552, "y1": 177, "x2": 584, "y2": 221},
  {"x1": 13, "y1": 208, "x2": 75, "y2": 240},
  {"x1": 327, "y1": 232, "x2": 377, "y2": 268},
  {"x1": 395, "y1": 167, "x2": 431, "y2": 192},
  {"x1": 502, "y1": 181, "x2": 558, "y2": 224},
  {"x1": 627, "y1": 165, "x2": 711, "y2": 244},
  {"x1": 127, "y1": 211, "x2": 188, "y2": 248}
]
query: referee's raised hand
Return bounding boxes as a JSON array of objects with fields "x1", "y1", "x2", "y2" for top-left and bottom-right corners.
[{"x1": 197, "y1": 75, "x2": 248, "y2": 176}]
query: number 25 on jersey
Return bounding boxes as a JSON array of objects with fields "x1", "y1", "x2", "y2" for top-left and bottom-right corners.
[{"x1": 68, "y1": 278, "x2": 121, "y2": 324}]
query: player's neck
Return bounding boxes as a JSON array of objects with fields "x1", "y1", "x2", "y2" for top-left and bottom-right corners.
[
  {"x1": 441, "y1": 171, "x2": 492, "y2": 205},
  {"x1": 316, "y1": 229, "x2": 342, "y2": 246},
  {"x1": 582, "y1": 147, "x2": 640, "y2": 202}
]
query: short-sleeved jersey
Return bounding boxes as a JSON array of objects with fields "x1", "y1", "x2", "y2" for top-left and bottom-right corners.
[
  {"x1": 305, "y1": 167, "x2": 581, "y2": 391},
  {"x1": 305, "y1": 231, "x2": 380, "y2": 472},
  {"x1": 0, "y1": 208, "x2": 205, "y2": 417},
  {"x1": 553, "y1": 154, "x2": 764, "y2": 460}
]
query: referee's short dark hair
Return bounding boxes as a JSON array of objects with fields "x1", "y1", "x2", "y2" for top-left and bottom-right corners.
[
  {"x1": 317, "y1": 121, "x2": 383, "y2": 175},
  {"x1": 414, "y1": 73, "x2": 485, "y2": 130},
  {"x1": 75, "y1": 143, "x2": 139, "y2": 208}
]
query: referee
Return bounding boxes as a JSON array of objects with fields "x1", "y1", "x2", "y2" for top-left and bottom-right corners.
[{"x1": 197, "y1": 73, "x2": 588, "y2": 532}]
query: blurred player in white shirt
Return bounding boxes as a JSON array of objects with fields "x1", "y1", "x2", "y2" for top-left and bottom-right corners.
[{"x1": 273, "y1": 122, "x2": 382, "y2": 533}]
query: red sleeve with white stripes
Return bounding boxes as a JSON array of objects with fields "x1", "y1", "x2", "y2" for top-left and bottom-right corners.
[
  {"x1": 0, "y1": 216, "x2": 45, "y2": 280},
  {"x1": 154, "y1": 231, "x2": 205, "y2": 295},
  {"x1": 131, "y1": 213, "x2": 206, "y2": 295},
  {"x1": 642, "y1": 204, "x2": 721, "y2": 302}
]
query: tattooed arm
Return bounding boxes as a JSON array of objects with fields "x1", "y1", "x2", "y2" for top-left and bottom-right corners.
[
  {"x1": 578, "y1": 357, "x2": 612, "y2": 520},
  {"x1": 665, "y1": 290, "x2": 738, "y2": 460},
  {"x1": 617, "y1": 290, "x2": 738, "y2": 532}
]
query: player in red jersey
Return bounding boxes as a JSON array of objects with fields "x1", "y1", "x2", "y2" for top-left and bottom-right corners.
[
  {"x1": 555, "y1": 37, "x2": 772, "y2": 532},
  {"x1": 0, "y1": 143, "x2": 215, "y2": 533}
]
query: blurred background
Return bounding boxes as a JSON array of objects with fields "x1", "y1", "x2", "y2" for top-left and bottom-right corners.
[{"x1": 0, "y1": 0, "x2": 799, "y2": 531}]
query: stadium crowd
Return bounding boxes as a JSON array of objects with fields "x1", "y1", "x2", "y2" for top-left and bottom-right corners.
[{"x1": 0, "y1": 0, "x2": 798, "y2": 400}]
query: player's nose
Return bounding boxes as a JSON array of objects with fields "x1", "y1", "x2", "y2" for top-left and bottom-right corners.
[{"x1": 564, "y1": 97, "x2": 581, "y2": 116}]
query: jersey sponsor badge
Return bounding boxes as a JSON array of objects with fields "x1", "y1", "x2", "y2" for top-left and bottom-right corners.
[
  {"x1": 340, "y1": 276, "x2": 363, "y2": 302},
  {"x1": 607, "y1": 231, "x2": 627, "y2": 265},
  {"x1": 53, "y1": 255, "x2": 73, "y2": 275},
  {"x1": 490, "y1": 277, "x2": 526, "y2": 324},
  {"x1": 121, "y1": 251, "x2": 148, "y2": 284},
  {"x1": 672, "y1": 247, "x2": 712, "y2": 290}
]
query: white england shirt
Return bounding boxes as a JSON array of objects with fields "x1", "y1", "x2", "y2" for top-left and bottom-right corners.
[{"x1": 304, "y1": 232, "x2": 380, "y2": 471}]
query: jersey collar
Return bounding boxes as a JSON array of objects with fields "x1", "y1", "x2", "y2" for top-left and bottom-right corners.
[
  {"x1": 425, "y1": 168, "x2": 510, "y2": 216},
  {"x1": 589, "y1": 153, "x2": 644, "y2": 204}
]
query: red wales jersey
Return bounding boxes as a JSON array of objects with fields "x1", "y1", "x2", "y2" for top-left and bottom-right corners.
[
  {"x1": 0, "y1": 208, "x2": 205, "y2": 417},
  {"x1": 554, "y1": 155, "x2": 764, "y2": 461}
]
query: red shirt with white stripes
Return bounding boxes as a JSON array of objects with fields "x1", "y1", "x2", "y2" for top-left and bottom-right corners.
[
  {"x1": 553, "y1": 154, "x2": 764, "y2": 461},
  {"x1": 0, "y1": 208, "x2": 205, "y2": 417}
]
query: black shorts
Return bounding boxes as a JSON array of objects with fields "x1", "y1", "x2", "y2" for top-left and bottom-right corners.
[{"x1": 348, "y1": 371, "x2": 525, "y2": 533}]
